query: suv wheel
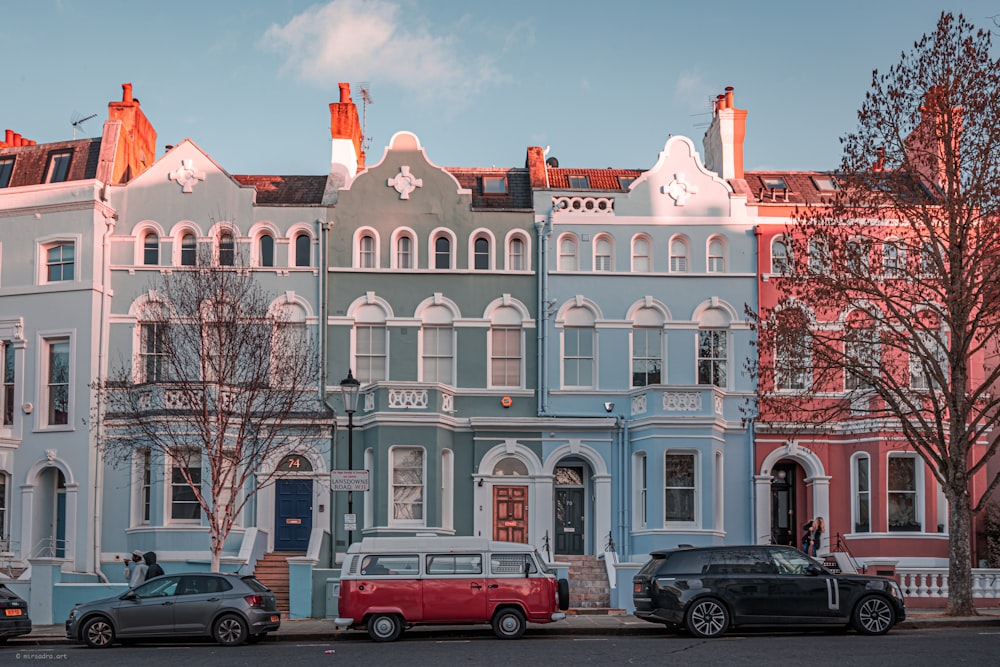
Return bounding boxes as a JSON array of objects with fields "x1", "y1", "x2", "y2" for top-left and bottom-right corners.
[
  {"x1": 492, "y1": 608, "x2": 526, "y2": 640},
  {"x1": 83, "y1": 617, "x2": 115, "y2": 649},
  {"x1": 685, "y1": 598, "x2": 729, "y2": 638},
  {"x1": 367, "y1": 613, "x2": 403, "y2": 642},
  {"x1": 852, "y1": 595, "x2": 895, "y2": 635}
]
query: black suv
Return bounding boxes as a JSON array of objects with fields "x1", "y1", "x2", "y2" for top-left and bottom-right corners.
[{"x1": 633, "y1": 545, "x2": 905, "y2": 637}]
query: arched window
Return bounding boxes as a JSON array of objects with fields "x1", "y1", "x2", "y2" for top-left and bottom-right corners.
[
  {"x1": 143, "y1": 232, "x2": 159, "y2": 266},
  {"x1": 259, "y1": 234, "x2": 274, "y2": 267},
  {"x1": 396, "y1": 234, "x2": 413, "y2": 269},
  {"x1": 493, "y1": 457, "x2": 528, "y2": 476},
  {"x1": 632, "y1": 236, "x2": 651, "y2": 272},
  {"x1": 771, "y1": 237, "x2": 791, "y2": 273},
  {"x1": 474, "y1": 237, "x2": 490, "y2": 270},
  {"x1": 558, "y1": 235, "x2": 578, "y2": 271},
  {"x1": 669, "y1": 237, "x2": 689, "y2": 272},
  {"x1": 434, "y1": 236, "x2": 451, "y2": 269},
  {"x1": 219, "y1": 232, "x2": 235, "y2": 266},
  {"x1": 180, "y1": 233, "x2": 197, "y2": 266},
  {"x1": 707, "y1": 237, "x2": 725, "y2": 273},
  {"x1": 507, "y1": 236, "x2": 525, "y2": 271},
  {"x1": 294, "y1": 233, "x2": 311, "y2": 267},
  {"x1": 359, "y1": 234, "x2": 375, "y2": 268},
  {"x1": 594, "y1": 235, "x2": 613, "y2": 272},
  {"x1": 883, "y1": 238, "x2": 905, "y2": 276}
]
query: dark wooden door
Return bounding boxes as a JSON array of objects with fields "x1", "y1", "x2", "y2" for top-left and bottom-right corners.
[
  {"x1": 275, "y1": 479, "x2": 312, "y2": 550},
  {"x1": 555, "y1": 487, "x2": 584, "y2": 554},
  {"x1": 770, "y1": 463, "x2": 797, "y2": 546}
]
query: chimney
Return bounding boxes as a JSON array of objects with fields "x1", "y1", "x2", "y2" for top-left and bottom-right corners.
[
  {"x1": 104, "y1": 82, "x2": 158, "y2": 183},
  {"x1": 525, "y1": 146, "x2": 548, "y2": 188},
  {"x1": 330, "y1": 82, "x2": 364, "y2": 176},
  {"x1": 904, "y1": 86, "x2": 960, "y2": 191},
  {"x1": 702, "y1": 86, "x2": 748, "y2": 180}
]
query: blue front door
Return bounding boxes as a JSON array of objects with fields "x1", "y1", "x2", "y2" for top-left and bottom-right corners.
[{"x1": 275, "y1": 479, "x2": 312, "y2": 551}]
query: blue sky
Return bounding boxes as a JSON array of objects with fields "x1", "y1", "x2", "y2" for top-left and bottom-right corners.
[{"x1": 5, "y1": 1, "x2": 998, "y2": 175}]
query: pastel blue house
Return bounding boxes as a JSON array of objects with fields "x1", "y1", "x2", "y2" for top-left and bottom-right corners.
[{"x1": 530, "y1": 136, "x2": 757, "y2": 565}]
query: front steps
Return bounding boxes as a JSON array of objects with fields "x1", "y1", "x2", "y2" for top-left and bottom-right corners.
[
  {"x1": 557, "y1": 554, "x2": 619, "y2": 613},
  {"x1": 253, "y1": 550, "x2": 303, "y2": 613}
]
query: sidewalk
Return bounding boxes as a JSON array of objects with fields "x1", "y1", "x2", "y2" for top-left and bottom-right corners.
[{"x1": 14, "y1": 608, "x2": 1000, "y2": 645}]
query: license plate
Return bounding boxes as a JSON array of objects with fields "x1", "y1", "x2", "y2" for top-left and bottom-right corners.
[
  {"x1": 269, "y1": 615, "x2": 280, "y2": 623},
  {"x1": 5, "y1": 609, "x2": 22, "y2": 616}
]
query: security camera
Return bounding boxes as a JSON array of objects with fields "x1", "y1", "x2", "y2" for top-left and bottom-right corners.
[{"x1": 604, "y1": 402, "x2": 615, "y2": 413}]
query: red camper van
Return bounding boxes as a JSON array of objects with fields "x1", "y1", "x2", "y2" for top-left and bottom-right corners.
[{"x1": 334, "y1": 537, "x2": 569, "y2": 641}]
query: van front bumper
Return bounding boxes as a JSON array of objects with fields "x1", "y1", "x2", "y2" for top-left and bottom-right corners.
[
  {"x1": 550, "y1": 612, "x2": 566, "y2": 622},
  {"x1": 333, "y1": 617, "x2": 354, "y2": 629}
]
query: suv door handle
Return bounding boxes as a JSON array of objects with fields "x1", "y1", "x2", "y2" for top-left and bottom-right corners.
[{"x1": 488, "y1": 584, "x2": 499, "y2": 589}]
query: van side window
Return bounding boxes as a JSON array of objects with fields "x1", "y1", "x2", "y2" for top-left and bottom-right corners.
[
  {"x1": 360, "y1": 554, "x2": 419, "y2": 576},
  {"x1": 491, "y1": 553, "x2": 536, "y2": 575},
  {"x1": 426, "y1": 554, "x2": 482, "y2": 575}
]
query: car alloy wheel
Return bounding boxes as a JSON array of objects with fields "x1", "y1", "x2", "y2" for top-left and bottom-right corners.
[
  {"x1": 214, "y1": 614, "x2": 249, "y2": 646},
  {"x1": 686, "y1": 598, "x2": 729, "y2": 638},
  {"x1": 853, "y1": 595, "x2": 895, "y2": 635},
  {"x1": 367, "y1": 613, "x2": 402, "y2": 642},
  {"x1": 83, "y1": 617, "x2": 115, "y2": 649}
]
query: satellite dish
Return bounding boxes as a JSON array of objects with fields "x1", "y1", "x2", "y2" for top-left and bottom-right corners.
[
  {"x1": 546, "y1": 157, "x2": 559, "y2": 168},
  {"x1": 70, "y1": 111, "x2": 98, "y2": 139}
]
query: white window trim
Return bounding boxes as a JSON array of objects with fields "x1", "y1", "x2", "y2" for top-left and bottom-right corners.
[
  {"x1": 487, "y1": 324, "x2": 525, "y2": 389},
  {"x1": 390, "y1": 228, "x2": 418, "y2": 269},
  {"x1": 35, "y1": 234, "x2": 82, "y2": 286},
  {"x1": 696, "y1": 328, "x2": 731, "y2": 390},
  {"x1": 429, "y1": 228, "x2": 457, "y2": 270},
  {"x1": 354, "y1": 227, "x2": 381, "y2": 269},
  {"x1": 504, "y1": 231, "x2": 531, "y2": 272},
  {"x1": 707, "y1": 235, "x2": 727, "y2": 273},
  {"x1": 851, "y1": 452, "x2": 871, "y2": 534},
  {"x1": 442, "y1": 449, "x2": 454, "y2": 531},
  {"x1": 131, "y1": 448, "x2": 152, "y2": 526},
  {"x1": 288, "y1": 226, "x2": 315, "y2": 268},
  {"x1": 166, "y1": 449, "x2": 203, "y2": 525},
  {"x1": 388, "y1": 445, "x2": 426, "y2": 528},
  {"x1": 352, "y1": 323, "x2": 389, "y2": 384},
  {"x1": 36, "y1": 331, "x2": 74, "y2": 431},
  {"x1": 469, "y1": 229, "x2": 496, "y2": 271},
  {"x1": 172, "y1": 227, "x2": 201, "y2": 267},
  {"x1": 669, "y1": 235, "x2": 690, "y2": 273},
  {"x1": 560, "y1": 325, "x2": 597, "y2": 389},
  {"x1": 419, "y1": 324, "x2": 456, "y2": 385},
  {"x1": 886, "y1": 452, "x2": 924, "y2": 533},
  {"x1": 557, "y1": 233, "x2": 579, "y2": 272},
  {"x1": 630, "y1": 326, "x2": 664, "y2": 387},
  {"x1": 593, "y1": 234, "x2": 614, "y2": 272},
  {"x1": 632, "y1": 451, "x2": 647, "y2": 530},
  {"x1": 249, "y1": 224, "x2": 280, "y2": 268},
  {"x1": 664, "y1": 450, "x2": 699, "y2": 528},
  {"x1": 770, "y1": 236, "x2": 791, "y2": 274},
  {"x1": 631, "y1": 234, "x2": 652, "y2": 273}
]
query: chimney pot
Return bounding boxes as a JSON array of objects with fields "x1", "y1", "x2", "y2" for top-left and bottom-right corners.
[
  {"x1": 725, "y1": 86, "x2": 734, "y2": 108},
  {"x1": 5, "y1": 129, "x2": 12, "y2": 144},
  {"x1": 13, "y1": 133, "x2": 22, "y2": 146},
  {"x1": 339, "y1": 82, "x2": 351, "y2": 104},
  {"x1": 122, "y1": 83, "x2": 134, "y2": 104}
]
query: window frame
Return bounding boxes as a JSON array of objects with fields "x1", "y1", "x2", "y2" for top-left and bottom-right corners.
[
  {"x1": 506, "y1": 235, "x2": 526, "y2": 271},
  {"x1": 0, "y1": 156, "x2": 14, "y2": 188},
  {"x1": 45, "y1": 150, "x2": 72, "y2": 183},
  {"x1": 432, "y1": 234, "x2": 453, "y2": 270},
  {"x1": 567, "y1": 175, "x2": 590, "y2": 188},
  {"x1": 852, "y1": 453, "x2": 871, "y2": 533},
  {"x1": 359, "y1": 233, "x2": 376, "y2": 269},
  {"x1": 168, "y1": 449, "x2": 203, "y2": 524},
  {"x1": 294, "y1": 233, "x2": 311, "y2": 267},
  {"x1": 887, "y1": 453, "x2": 922, "y2": 532},
  {"x1": 258, "y1": 233, "x2": 275, "y2": 268},
  {"x1": 420, "y1": 324, "x2": 455, "y2": 385},
  {"x1": 41, "y1": 335, "x2": 72, "y2": 429},
  {"x1": 355, "y1": 324, "x2": 388, "y2": 384},
  {"x1": 490, "y1": 325, "x2": 523, "y2": 388},
  {"x1": 707, "y1": 236, "x2": 726, "y2": 273},
  {"x1": 631, "y1": 326, "x2": 663, "y2": 387},
  {"x1": 770, "y1": 237, "x2": 792, "y2": 274},
  {"x1": 180, "y1": 232, "x2": 197, "y2": 267},
  {"x1": 482, "y1": 175, "x2": 507, "y2": 194},
  {"x1": 2, "y1": 340, "x2": 16, "y2": 428},
  {"x1": 218, "y1": 232, "x2": 235, "y2": 267},
  {"x1": 669, "y1": 236, "x2": 689, "y2": 273},
  {"x1": 473, "y1": 236, "x2": 491, "y2": 271},
  {"x1": 562, "y1": 325, "x2": 596, "y2": 389},
  {"x1": 631, "y1": 235, "x2": 652, "y2": 273},
  {"x1": 593, "y1": 234, "x2": 614, "y2": 272},
  {"x1": 557, "y1": 234, "x2": 578, "y2": 271},
  {"x1": 42, "y1": 241, "x2": 76, "y2": 284},
  {"x1": 389, "y1": 446, "x2": 426, "y2": 527},
  {"x1": 393, "y1": 231, "x2": 415, "y2": 270},
  {"x1": 139, "y1": 320, "x2": 168, "y2": 383},
  {"x1": 664, "y1": 451, "x2": 698, "y2": 526},
  {"x1": 697, "y1": 328, "x2": 728, "y2": 388}
]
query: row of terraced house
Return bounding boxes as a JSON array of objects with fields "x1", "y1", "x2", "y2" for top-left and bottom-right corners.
[{"x1": 0, "y1": 83, "x2": 990, "y2": 622}]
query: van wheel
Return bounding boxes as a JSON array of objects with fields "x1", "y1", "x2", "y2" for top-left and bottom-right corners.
[
  {"x1": 492, "y1": 608, "x2": 526, "y2": 640},
  {"x1": 852, "y1": 595, "x2": 895, "y2": 635},
  {"x1": 557, "y1": 578, "x2": 570, "y2": 611},
  {"x1": 367, "y1": 614, "x2": 402, "y2": 642},
  {"x1": 685, "y1": 597, "x2": 729, "y2": 638}
]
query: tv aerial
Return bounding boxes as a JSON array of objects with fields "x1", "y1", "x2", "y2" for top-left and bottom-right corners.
[
  {"x1": 71, "y1": 111, "x2": 98, "y2": 139},
  {"x1": 355, "y1": 82, "x2": 373, "y2": 155}
]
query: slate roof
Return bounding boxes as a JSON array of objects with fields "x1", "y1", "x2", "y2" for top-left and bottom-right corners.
[
  {"x1": 231, "y1": 175, "x2": 328, "y2": 205},
  {"x1": 0, "y1": 138, "x2": 102, "y2": 187},
  {"x1": 445, "y1": 167, "x2": 533, "y2": 209},
  {"x1": 741, "y1": 171, "x2": 842, "y2": 206}
]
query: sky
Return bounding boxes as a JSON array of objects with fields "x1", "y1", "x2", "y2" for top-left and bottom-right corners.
[{"x1": 4, "y1": 1, "x2": 999, "y2": 176}]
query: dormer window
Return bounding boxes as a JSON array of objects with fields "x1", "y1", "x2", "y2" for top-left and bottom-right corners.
[
  {"x1": 811, "y1": 175, "x2": 839, "y2": 191},
  {"x1": 760, "y1": 176, "x2": 789, "y2": 202},
  {"x1": 0, "y1": 157, "x2": 13, "y2": 188},
  {"x1": 618, "y1": 176, "x2": 636, "y2": 189},
  {"x1": 45, "y1": 151, "x2": 72, "y2": 183},
  {"x1": 483, "y1": 176, "x2": 507, "y2": 194},
  {"x1": 568, "y1": 175, "x2": 590, "y2": 189}
]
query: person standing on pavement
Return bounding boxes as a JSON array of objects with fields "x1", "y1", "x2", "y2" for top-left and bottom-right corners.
[
  {"x1": 124, "y1": 549, "x2": 147, "y2": 587},
  {"x1": 144, "y1": 551, "x2": 164, "y2": 580},
  {"x1": 810, "y1": 517, "x2": 825, "y2": 556}
]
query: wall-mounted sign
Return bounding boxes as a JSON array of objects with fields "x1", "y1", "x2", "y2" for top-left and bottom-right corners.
[{"x1": 331, "y1": 470, "x2": 369, "y2": 491}]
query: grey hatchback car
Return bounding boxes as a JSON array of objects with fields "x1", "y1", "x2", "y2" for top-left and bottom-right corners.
[{"x1": 65, "y1": 573, "x2": 280, "y2": 648}]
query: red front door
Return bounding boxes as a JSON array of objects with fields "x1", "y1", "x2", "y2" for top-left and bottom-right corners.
[{"x1": 493, "y1": 486, "x2": 528, "y2": 543}]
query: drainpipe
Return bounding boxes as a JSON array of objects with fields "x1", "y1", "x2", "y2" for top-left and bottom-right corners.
[
  {"x1": 319, "y1": 219, "x2": 338, "y2": 569},
  {"x1": 534, "y1": 204, "x2": 557, "y2": 416},
  {"x1": 92, "y1": 204, "x2": 115, "y2": 583},
  {"x1": 750, "y1": 225, "x2": 762, "y2": 545}
]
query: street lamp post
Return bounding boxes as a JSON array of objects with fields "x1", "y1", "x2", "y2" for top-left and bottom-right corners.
[{"x1": 339, "y1": 369, "x2": 361, "y2": 546}]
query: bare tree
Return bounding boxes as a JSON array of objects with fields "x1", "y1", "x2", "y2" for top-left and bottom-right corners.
[
  {"x1": 96, "y1": 256, "x2": 330, "y2": 572},
  {"x1": 751, "y1": 13, "x2": 1000, "y2": 615}
]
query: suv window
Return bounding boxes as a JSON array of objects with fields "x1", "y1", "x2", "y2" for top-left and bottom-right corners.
[
  {"x1": 705, "y1": 548, "x2": 778, "y2": 575},
  {"x1": 655, "y1": 550, "x2": 714, "y2": 575},
  {"x1": 769, "y1": 547, "x2": 818, "y2": 575}
]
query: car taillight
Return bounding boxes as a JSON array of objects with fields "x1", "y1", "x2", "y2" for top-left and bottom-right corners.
[{"x1": 244, "y1": 594, "x2": 264, "y2": 607}]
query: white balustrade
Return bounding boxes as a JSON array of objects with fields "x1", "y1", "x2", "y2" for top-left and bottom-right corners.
[{"x1": 896, "y1": 568, "x2": 1000, "y2": 599}]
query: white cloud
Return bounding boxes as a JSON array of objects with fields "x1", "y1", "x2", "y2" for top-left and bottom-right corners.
[{"x1": 261, "y1": 0, "x2": 505, "y2": 110}]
